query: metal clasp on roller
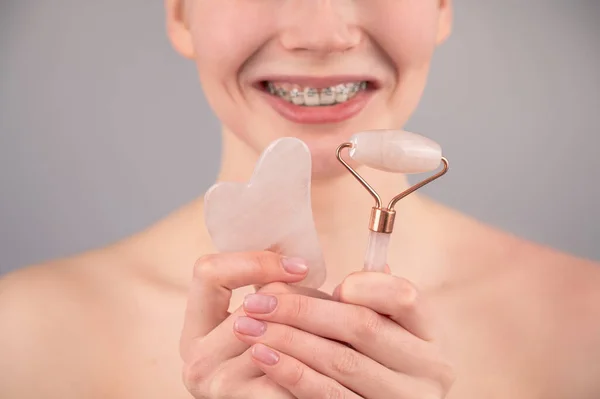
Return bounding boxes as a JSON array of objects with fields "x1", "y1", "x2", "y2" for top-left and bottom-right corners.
[{"x1": 335, "y1": 130, "x2": 449, "y2": 234}]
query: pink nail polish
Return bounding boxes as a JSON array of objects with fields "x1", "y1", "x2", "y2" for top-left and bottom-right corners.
[
  {"x1": 234, "y1": 317, "x2": 266, "y2": 337},
  {"x1": 252, "y1": 344, "x2": 280, "y2": 365},
  {"x1": 244, "y1": 294, "x2": 277, "y2": 313},
  {"x1": 281, "y1": 257, "x2": 308, "y2": 274}
]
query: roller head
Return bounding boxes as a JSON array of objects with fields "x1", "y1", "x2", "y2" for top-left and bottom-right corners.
[{"x1": 348, "y1": 130, "x2": 442, "y2": 173}]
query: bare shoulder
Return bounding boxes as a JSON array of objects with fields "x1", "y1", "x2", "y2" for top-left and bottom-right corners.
[
  {"x1": 0, "y1": 247, "x2": 131, "y2": 324},
  {"x1": 523, "y1": 247, "x2": 600, "y2": 396},
  {"x1": 508, "y1": 241, "x2": 600, "y2": 333},
  {"x1": 449, "y1": 225, "x2": 600, "y2": 399},
  {"x1": 480, "y1": 228, "x2": 600, "y2": 357},
  {"x1": 0, "y1": 249, "x2": 138, "y2": 398},
  {"x1": 432, "y1": 214, "x2": 600, "y2": 398}
]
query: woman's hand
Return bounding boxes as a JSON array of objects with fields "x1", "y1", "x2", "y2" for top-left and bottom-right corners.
[
  {"x1": 234, "y1": 271, "x2": 456, "y2": 398},
  {"x1": 180, "y1": 251, "x2": 331, "y2": 398}
]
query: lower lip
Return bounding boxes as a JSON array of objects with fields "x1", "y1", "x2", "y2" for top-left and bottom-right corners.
[{"x1": 259, "y1": 88, "x2": 374, "y2": 125}]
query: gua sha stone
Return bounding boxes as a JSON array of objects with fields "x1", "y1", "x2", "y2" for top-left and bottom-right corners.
[{"x1": 203, "y1": 137, "x2": 326, "y2": 289}]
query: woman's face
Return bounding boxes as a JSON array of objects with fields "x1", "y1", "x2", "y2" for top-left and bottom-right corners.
[{"x1": 166, "y1": 0, "x2": 452, "y2": 175}]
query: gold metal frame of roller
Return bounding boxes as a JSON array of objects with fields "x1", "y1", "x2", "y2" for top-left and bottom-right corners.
[{"x1": 336, "y1": 142, "x2": 449, "y2": 234}]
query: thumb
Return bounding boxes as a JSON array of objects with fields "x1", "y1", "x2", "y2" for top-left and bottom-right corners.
[
  {"x1": 332, "y1": 264, "x2": 392, "y2": 301},
  {"x1": 180, "y1": 252, "x2": 308, "y2": 348}
]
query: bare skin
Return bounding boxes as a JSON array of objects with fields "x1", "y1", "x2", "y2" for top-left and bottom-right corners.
[
  {"x1": 2, "y1": 0, "x2": 600, "y2": 397},
  {"x1": 1, "y1": 184, "x2": 599, "y2": 398}
]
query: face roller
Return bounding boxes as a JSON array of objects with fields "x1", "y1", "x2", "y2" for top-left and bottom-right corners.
[{"x1": 336, "y1": 130, "x2": 449, "y2": 272}]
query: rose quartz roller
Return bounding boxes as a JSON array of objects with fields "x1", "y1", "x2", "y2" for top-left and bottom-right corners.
[{"x1": 336, "y1": 130, "x2": 449, "y2": 272}]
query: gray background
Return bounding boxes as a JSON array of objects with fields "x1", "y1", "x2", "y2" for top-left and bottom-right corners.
[{"x1": 1, "y1": 1, "x2": 599, "y2": 276}]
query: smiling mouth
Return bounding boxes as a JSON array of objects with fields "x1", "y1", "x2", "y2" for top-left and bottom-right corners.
[
  {"x1": 261, "y1": 81, "x2": 372, "y2": 107},
  {"x1": 254, "y1": 76, "x2": 378, "y2": 124}
]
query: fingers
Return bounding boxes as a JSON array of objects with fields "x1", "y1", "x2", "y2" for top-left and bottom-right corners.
[
  {"x1": 187, "y1": 282, "x2": 331, "y2": 368},
  {"x1": 188, "y1": 305, "x2": 249, "y2": 367},
  {"x1": 250, "y1": 343, "x2": 363, "y2": 399},
  {"x1": 183, "y1": 351, "x2": 295, "y2": 399},
  {"x1": 245, "y1": 376, "x2": 297, "y2": 399},
  {"x1": 336, "y1": 273, "x2": 455, "y2": 390},
  {"x1": 235, "y1": 318, "x2": 403, "y2": 398},
  {"x1": 337, "y1": 272, "x2": 435, "y2": 341},
  {"x1": 180, "y1": 252, "x2": 309, "y2": 353},
  {"x1": 220, "y1": 348, "x2": 264, "y2": 380},
  {"x1": 238, "y1": 292, "x2": 445, "y2": 381},
  {"x1": 332, "y1": 265, "x2": 390, "y2": 300}
]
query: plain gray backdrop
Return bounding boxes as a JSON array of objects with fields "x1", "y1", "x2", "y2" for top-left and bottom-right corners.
[{"x1": 1, "y1": 1, "x2": 599, "y2": 276}]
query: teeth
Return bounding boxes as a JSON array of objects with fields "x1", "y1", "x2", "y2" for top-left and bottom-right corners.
[
  {"x1": 266, "y1": 82, "x2": 368, "y2": 106},
  {"x1": 335, "y1": 84, "x2": 349, "y2": 103},
  {"x1": 304, "y1": 87, "x2": 320, "y2": 106},
  {"x1": 276, "y1": 87, "x2": 290, "y2": 101},
  {"x1": 320, "y1": 87, "x2": 336, "y2": 105},
  {"x1": 290, "y1": 88, "x2": 304, "y2": 105}
]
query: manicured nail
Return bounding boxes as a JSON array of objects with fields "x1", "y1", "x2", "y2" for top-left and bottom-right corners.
[
  {"x1": 252, "y1": 344, "x2": 280, "y2": 365},
  {"x1": 281, "y1": 257, "x2": 308, "y2": 274},
  {"x1": 234, "y1": 316, "x2": 266, "y2": 337},
  {"x1": 244, "y1": 294, "x2": 277, "y2": 313}
]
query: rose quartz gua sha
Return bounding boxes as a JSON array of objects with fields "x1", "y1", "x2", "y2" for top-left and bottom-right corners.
[
  {"x1": 336, "y1": 129, "x2": 449, "y2": 272},
  {"x1": 203, "y1": 137, "x2": 326, "y2": 289}
]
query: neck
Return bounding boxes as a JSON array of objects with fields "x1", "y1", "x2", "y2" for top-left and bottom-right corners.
[{"x1": 211, "y1": 129, "x2": 451, "y2": 292}]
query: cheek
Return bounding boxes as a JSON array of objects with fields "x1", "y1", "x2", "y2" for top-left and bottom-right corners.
[
  {"x1": 186, "y1": 2, "x2": 279, "y2": 144},
  {"x1": 366, "y1": 1, "x2": 440, "y2": 70},
  {"x1": 187, "y1": 2, "x2": 276, "y2": 79}
]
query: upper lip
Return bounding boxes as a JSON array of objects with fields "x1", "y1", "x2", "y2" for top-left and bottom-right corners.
[{"x1": 255, "y1": 75, "x2": 380, "y2": 89}]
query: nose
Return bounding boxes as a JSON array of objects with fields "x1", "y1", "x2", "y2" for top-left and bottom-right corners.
[{"x1": 279, "y1": 0, "x2": 361, "y2": 54}]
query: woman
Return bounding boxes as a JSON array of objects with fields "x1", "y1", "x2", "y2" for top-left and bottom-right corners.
[{"x1": 1, "y1": 0, "x2": 599, "y2": 398}]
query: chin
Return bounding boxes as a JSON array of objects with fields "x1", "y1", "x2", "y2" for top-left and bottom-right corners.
[
  {"x1": 247, "y1": 80, "x2": 414, "y2": 173},
  {"x1": 229, "y1": 113, "x2": 409, "y2": 181},
  {"x1": 219, "y1": 76, "x2": 417, "y2": 180},
  {"x1": 310, "y1": 153, "x2": 352, "y2": 181}
]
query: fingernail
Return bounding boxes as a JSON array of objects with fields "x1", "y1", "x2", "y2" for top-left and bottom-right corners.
[
  {"x1": 281, "y1": 257, "x2": 308, "y2": 274},
  {"x1": 234, "y1": 316, "x2": 266, "y2": 337},
  {"x1": 244, "y1": 294, "x2": 277, "y2": 313},
  {"x1": 252, "y1": 344, "x2": 280, "y2": 365}
]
